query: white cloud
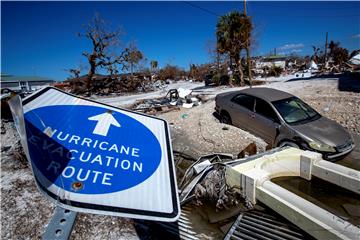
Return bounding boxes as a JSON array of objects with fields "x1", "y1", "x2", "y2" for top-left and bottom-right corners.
[
  {"x1": 291, "y1": 49, "x2": 303, "y2": 53},
  {"x1": 278, "y1": 43, "x2": 304, "y2": 51},
  {"x1": 352, "y1": 34, "x2": 360, "y2": 39}
]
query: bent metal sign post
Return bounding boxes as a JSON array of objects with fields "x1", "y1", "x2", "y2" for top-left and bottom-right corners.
[{"x1": 9, "y1": 87, "x2": 180, "y2": 222}]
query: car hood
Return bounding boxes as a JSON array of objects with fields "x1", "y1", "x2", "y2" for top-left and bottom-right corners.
[{"x1": 292, "y1": 116, "x2": 351, "y2": 147}]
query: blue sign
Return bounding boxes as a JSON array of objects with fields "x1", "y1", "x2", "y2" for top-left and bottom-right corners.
[
  {"x1": 24, "y1": 105, "x2": 162, "y2": 194},
  {"x1": 10, "y1": 87, "x2": 180, "y2": 221}
]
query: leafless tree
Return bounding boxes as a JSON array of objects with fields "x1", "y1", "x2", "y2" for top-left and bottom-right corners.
[
  {"x1": 63, "y1": 63, "x2": 86, "y2": 79},
  {"x1": 79, "y1": 13, "x2": 125, "y2": 94}
]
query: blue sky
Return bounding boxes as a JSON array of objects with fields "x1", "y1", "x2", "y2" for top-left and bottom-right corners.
[{"x1": 2, "y1": 1, "x2": 360, "y2": 81}]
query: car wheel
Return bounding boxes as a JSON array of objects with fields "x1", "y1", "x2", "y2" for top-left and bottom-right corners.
[
  {"x1": 221, "y1": 112, "x2": 232, "y2": 125},
  {"x1": 278, "y1": 141, "x2": 299, "y2": 148}
]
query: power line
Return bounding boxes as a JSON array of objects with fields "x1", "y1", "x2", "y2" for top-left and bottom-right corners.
[
  {"x1": 184, "y1": 1, "x2": 359, "y2": 19},
  {"x1": 183, "y1": 1, "x2": 220, "y2": 17},
  {"x1": 253, "y1": 13, "x2": 360, "y2": 18}
]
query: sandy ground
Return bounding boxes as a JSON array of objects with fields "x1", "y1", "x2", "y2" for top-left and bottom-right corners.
[
  {"x1": 1, "y1": 120, "x2": 54, "y2": 239},
  {"x1": 1, "y1": 74, "x2": 359, "y2": 239},
  {"x1": 159, "y1": 101, "x2": 267, "y2": 159}
]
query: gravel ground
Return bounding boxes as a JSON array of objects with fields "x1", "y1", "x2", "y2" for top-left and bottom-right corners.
[
  {"x1": 1, "y1": 75, "x2": 359, "y2": 239},
  {"x1": 1, "y1": 121, "x2": 54, "y2": 239},
  {"x1": 287, "y1": 82, "x2": 360, "y2": 134},
  {"x1": 267, "y1": 76, "x2": 360, "y2": 134},
  {"x1": 159, "y1": 101, "x2": 267, "y2": 159}
]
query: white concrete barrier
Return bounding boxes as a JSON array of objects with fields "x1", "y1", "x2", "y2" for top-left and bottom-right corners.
[{"x1": 225, "y1": 147, "x2": 360, "y2": 240}]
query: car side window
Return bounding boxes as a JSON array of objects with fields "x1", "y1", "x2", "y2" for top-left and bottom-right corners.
[
  {"x1": 255, "y1": 98, "x2": 279, "y2": 122},
  {"x1": 231, "y1": 94, "x2": 254, "y2": 111}
]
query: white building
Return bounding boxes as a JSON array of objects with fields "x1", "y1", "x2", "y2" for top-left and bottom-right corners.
[
  {"x1": 255, "y1": 56, "x2": 287, "y2": 69},
  {"x1": 0, "y1": 74, "x2": 55, "y2": 92}
]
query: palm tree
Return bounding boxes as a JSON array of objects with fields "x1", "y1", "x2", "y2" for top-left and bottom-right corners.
[
  {"x1": 150, "y1": 60, "x2": 158, "y2": 72},
  {"x1": 124, "y1": 41, "x2": 143, "y2": 77},
  {"x1": 312, "y1": 46, "x2": 320, "y2": 63},
  {"x1": 216, "y1": 11, "x2": 252, "y2": 86},
  {"x1": 329, "y1": 41, "x2": 339, "y2": 55},
  {"x1": 328, "y1": 41, "x2": 349, "y2": 65}
]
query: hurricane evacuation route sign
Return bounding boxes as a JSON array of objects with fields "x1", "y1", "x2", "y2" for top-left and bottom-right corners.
[{"x1": 11, "y1": 87, "x2": 180, "y2": 222}]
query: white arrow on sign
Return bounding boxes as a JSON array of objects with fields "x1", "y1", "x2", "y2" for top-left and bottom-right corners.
[{"x1": 88, "y1": 111, "x2": 121, "y2": 136}]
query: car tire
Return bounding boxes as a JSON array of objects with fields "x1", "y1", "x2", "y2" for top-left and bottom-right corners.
[
  {"x1": 221, "y1": 112, "x2": 232, "y2": 125},
  {"x1": 278, "y1": 141, "x2": 300, "y2": 148}
]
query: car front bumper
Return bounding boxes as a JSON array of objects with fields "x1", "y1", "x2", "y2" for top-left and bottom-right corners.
[
  {"x1": 301, "y1": 140, "x2": 355, "y2": 161},
  {"x1": 323, "y1": 143, "x2": 355, "y2": 161}
]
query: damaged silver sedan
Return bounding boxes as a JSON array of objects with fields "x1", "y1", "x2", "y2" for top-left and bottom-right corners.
[{"x1": 215, "y1": 88, "x2": 354, "y2": 160}]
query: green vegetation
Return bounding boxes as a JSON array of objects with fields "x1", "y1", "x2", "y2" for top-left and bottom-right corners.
[{"x1": 216, "y1": 11, "x2": 252, "y2": 86}]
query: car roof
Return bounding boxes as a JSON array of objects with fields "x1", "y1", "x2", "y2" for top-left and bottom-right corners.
[{"x1": 238, "y1": 87, "x2": 294, "y2": 102}]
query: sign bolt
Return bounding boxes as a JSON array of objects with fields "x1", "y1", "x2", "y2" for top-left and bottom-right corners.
[{"x1": 72, "y1": 182, "x2": 83, "y2": 191}]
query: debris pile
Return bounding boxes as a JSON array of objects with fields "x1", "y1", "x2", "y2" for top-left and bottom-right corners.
[
  {"x1": 194, "y1": 165, "x2": 240, "y2": 210},
  {"x1": 132, "y1": 88, "x2": 205, "y2": 114},
  {"x1": 68, "y1": 74, "x2": 168, "y2": 96},
  {"x1": 177, "y1": 153, "x2": 249, "y2": 212},
  {"x1": 131, "y1": 98, "x2": 180, "y2": 115}
]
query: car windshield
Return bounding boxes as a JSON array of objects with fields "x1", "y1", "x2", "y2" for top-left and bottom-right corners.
[{"x1": 272, "y1": 97, "x2": 320, "y2": 124}]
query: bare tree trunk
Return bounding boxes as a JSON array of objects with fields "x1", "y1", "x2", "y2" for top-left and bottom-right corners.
[
  {"x1": 85, "y1": 54, "x2": 97, "y2": 95},
  {"x1": 130, "y1": 62, "x2": 133, "y2": 76},
  {"x1": 229, "y1": 57, "x2": 235, "y2": 86},
  {"x1": 237, "y1": 59, "x2": 244, "y2": 86}
]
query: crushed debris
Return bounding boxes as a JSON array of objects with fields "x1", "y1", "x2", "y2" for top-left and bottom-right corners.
[
  {"x1": 179, "y1": 153, "x2": 233, "y2": 189},
  {"x1": 194, "y1": 165, "x2": 238, "y2": 210},
  {"x1": 176, "y1": 153, "x2": 250, "y2": 216},
  {"x1": 237, "y1": 142, "x2": 257, "y2": 159},
  {"x1": 131, "y1": 88, "x2": 207, "y2": 114}
]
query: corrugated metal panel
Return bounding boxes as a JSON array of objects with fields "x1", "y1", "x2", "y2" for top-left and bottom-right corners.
[
  {"x1": 224, "y1": 211, "x2": 314, "y2": 240},
  {"x1": 153, "y1": 205, "x2": 200, "y2": 240}
]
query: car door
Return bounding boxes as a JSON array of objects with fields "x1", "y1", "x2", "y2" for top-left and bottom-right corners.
[
  {"x1": 228, "y1": 94, "x2": 255, "y2": 131},
  {"x1": 252, "y1": 97, "x2": 280, "y2": 143}
]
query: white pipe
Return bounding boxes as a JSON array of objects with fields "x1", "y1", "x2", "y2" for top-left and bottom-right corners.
[{"x1": 313, "y1": 159, "x2": 360, "y2": 194}]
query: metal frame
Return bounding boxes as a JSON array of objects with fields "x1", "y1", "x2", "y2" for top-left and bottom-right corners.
[{"x1": 42, "y1": 207, "x2": 77, "y2": 240}]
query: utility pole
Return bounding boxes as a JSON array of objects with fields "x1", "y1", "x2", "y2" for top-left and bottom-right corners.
[
  {"x1": 216, "y1": 34, "x2": 220, "y2": 72},
  {"x1": 324, "y1": 32, "x2": 328, "y2": 67},
  {"x1": 244, "y1": 0, "x2": 247, "y2": 15},
  {"x1": 244, "y1": 0, "x2": 252, "y2": 87}
]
